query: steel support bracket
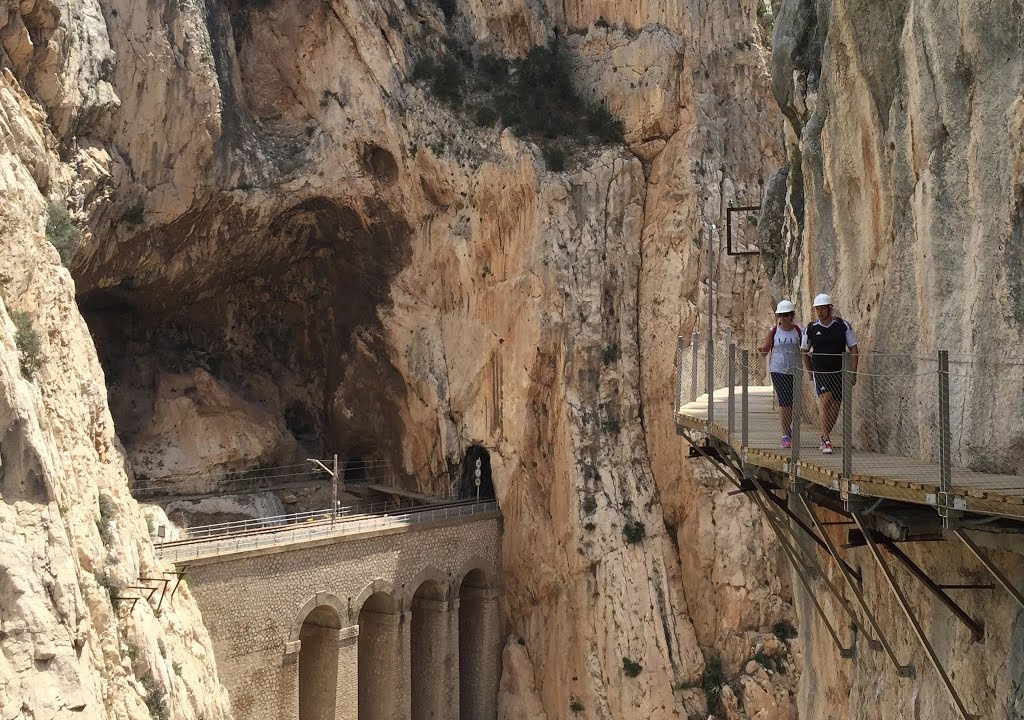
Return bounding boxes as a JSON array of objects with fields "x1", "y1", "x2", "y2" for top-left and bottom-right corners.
[
  {"x1": 853, "y1": 513, "x2": 978, "y2": 718},
  {"x1": 954, "y1": 529, "x2": 1024, "y2": 610},
  {"x1": 880, "y1": 541, "x2": 985, "y2": 643}
]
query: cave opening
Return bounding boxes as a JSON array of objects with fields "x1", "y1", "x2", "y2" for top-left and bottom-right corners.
[{"x1": 77, "y1": 195, "x2": 411, "y2": 492}]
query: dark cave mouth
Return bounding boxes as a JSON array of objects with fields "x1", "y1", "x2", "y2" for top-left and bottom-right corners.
[{"x1": 78, "y1": 195, "x2": 413, "y2": 486}]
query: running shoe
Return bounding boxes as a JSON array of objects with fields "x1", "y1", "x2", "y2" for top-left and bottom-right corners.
[
  {"x1": 821, "y1": 439, "x2": 833, "y2": 455},
  {"x1": 781, "y1": 435, "x2": 792, "y2": 449}
]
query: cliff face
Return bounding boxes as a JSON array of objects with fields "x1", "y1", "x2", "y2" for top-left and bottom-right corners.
[
  {"x1": 0, "y1": 34, "x2": 231, "y2": 720},
  {"x1": 771, "y1": 1, "x2": 1024, "y2": 718},
  {"x1": 17, "y1": 0, "x2": 1024, "y2": 719}
]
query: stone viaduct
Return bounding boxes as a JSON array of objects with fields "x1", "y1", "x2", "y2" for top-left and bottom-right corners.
[{"x1": 178, "y1": 510, "x2": 504, "y2": 720}]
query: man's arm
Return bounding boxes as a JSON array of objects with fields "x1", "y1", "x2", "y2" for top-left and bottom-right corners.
[
  {"x1": 845, "y1": 320, "x2": 860, "y2": 381},
  {"x1": 801, "y1": 327, "x2": 813, "y2": 372}
]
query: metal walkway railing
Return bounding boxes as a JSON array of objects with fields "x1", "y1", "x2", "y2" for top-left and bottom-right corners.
[
  {"x1": 674, "y1": 332, "x2": 1024, "y2": 521},
  {"x1": 156, "y1": 500, "x2": 499, "y2": 563}
]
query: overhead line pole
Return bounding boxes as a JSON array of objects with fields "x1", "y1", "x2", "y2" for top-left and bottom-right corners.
[{"x1": 308, "y1": 455, "x2": 340, "y2": 527}]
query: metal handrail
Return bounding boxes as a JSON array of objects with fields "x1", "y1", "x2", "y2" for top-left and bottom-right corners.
[
  {"x1": 156, "y1": 501, "x2": 500, "y2": 563},
  {"x1": 162, "y1": 498, "x2": 419, "y2": 541},
  {"x1": 675, "y1": 331, "x2": 1024, "y2": 516}
]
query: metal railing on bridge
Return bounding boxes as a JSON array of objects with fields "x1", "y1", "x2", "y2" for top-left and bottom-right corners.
[
  {"x1": 161, "y1": 498, "x2": 425, "y2": 542},
  {"x1": 674, "y1": 331, "x2": 1024, "y2": 521},
  {"x1": 156, "y1": 500, "x2": 500, "y2": 563}
]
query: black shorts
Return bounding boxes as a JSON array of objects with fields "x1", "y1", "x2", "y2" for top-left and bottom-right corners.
[
  {"x1": 813, "y1": 371, "x2": 843, "y2": 402},
  {"x1": 771, "y1": 372, "x2": 794, "y2": 408}
]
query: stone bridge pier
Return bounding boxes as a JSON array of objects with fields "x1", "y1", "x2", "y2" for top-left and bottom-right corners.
[{"x1": 181, "y1": 513, "x2": 504, "y2": 720}]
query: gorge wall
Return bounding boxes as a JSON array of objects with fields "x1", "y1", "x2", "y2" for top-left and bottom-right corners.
[
  {"x1": 769, "y1": 1, "x2": 1024, "y2": 719},
  {"x1": 3, "y1": 0, "x2": 1023, "y2": 719}
]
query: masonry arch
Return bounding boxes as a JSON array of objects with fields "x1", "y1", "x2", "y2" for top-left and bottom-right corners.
[
  {"x1": 357, "y1": 582, "x2": 401, "y2": 720},
  {"x1": 291, "y1": 593, "x2": 348, "y2": 642},
  {"x1": 458, "y1": 562, "x2": 500, "y2": 720},
  {"x1": 402, "y1": 566, "x2": 450, "y2": 609},
  {"x1": 297, "y1": 603, "x2": 342, "y2": 720},
  {"x1": 452, "y1": 556, "x2": 496, "y2": 596},
  {"x1": 352, "y1": 579, "x2": 397, "y2": 619},
  {"x1": 410, "y1": 573, "x2": 451, "y2": 720}
]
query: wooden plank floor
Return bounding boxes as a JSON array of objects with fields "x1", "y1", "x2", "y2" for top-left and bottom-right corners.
[{"x1": 678, "y1": 386, "x2": 1024, "y2": 519}]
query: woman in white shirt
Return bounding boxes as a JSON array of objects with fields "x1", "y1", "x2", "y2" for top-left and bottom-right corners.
[{"x1": 758, "y1": 300, "x2": 802, "y2": 448}]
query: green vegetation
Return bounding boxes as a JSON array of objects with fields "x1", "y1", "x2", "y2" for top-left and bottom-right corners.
[
  {"x1": 410, "y1": 37, "x2": 623, "y2": 171},
  {"x1": 569, "y1": 697, "x2": 584, "y2": 714},
  {"x1": 12, "y1": 310, "x2": 44, "y2": 379},
  {"x1": 602, "y1": 343, "x2": 621, "y2": 365},
  {"x1": 756, "y1": 0, "x2": 775, "y2": 40},
  {"x1": 121, "y1": 202, "x2": 145, "y2": 226},
  {"x1": 622, "y1": 520, "x2": 645, "y2": 544},
  {"x1": 622, "y1": 656, "x2": 643, "y2": 677},
  {"x1": 140, "y1": 675, "x2": 169, "y2": 720},
  {"x1": 701, "y1": 653, "x2": 724, "y2": 713},
  {"x1": 97, "y1": 493, "x2": 116, "y2": 545},
  {"x1": 748, "y1": 651, "x2": 776, "y2": 672},
  {"x1": 583, "y1": 521, "x2": 597, "y2": 532},
  {"x1": 474, "y1": 106, "x2": 498, "y2": 127},
  {"x1": 542, "y1": 144, "x2": 566, "y2": 172},
  {"x1": 95, "y1": 569, "x2": 123, "y2": 605},
  {"x1": 581, "y1": 493, "x2": 598, "y2": 516},
  {"x1": 772, "y1": 619, "x2": 798, "y2": 641},
  {"x1": 45, "y1": 201, "x2": 80, "y2": 265}
]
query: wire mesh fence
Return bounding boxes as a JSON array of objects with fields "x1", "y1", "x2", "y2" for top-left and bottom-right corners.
[{"x1": 675, "y1": 329, "x2": 1024, "y2": 520}]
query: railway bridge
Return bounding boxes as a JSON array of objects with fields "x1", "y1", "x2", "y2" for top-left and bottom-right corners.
[{"x1": 159, "y1": 500, "x2": 503, "y2": 720}]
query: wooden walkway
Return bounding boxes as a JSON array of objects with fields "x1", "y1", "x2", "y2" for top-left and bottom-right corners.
[{"x1": 677, "y1": 387, "x2": 1024, "y2": 520}]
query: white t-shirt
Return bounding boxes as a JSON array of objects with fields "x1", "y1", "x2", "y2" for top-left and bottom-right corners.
[{"x1": 769, "y1": 326, "x2": 802, "y2": 374}]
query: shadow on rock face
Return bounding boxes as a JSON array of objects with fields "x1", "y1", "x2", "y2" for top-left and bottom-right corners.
[{"x1": 79, "y1": 194, "x2": 412, "y2": 484}]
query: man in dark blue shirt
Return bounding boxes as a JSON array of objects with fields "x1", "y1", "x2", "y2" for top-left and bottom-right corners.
[{"x1": 800, "y1": 293, "x2": 859, "y2": 454}]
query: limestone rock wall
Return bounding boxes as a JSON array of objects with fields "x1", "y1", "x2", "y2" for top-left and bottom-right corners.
[
  {"x1": 0, "y1": 40, "x2": 231, "y2": 720},
  {"x1": 770, "y1": 1, "x2": 1024, "y2": 718},
  {"x1": 771, "y1": 0, "x2": 1024, "y2": 464},
  {"x1": 1, "y1": 0, "x2": 797, "y2": 719}
]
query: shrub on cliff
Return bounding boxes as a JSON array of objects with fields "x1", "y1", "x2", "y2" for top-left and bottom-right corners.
[
  {"x1": 45, "y1": 201, "x2": 80, "y2": 265},
  {"x1": 411, "y1": 36, "x2": 623, "y2": 167},
  {"x1": 12, "y1": 310, "x2": 44, "y2": 380},
  {"x1": 702, "y1": 653, "x2": 724, "y2": 712},
  {"x1": 141, "y1": 675, "x2": 169, "y2": 720},
  {"x1": 622, "y1": 519, "x2": 645, "y2": 543},
  {"x1": 623, "y1": 656, "x2": 643, "y2": 677}
]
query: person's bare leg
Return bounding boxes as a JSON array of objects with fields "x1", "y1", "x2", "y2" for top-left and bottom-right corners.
[
  {"x1": 823, "y1": 395, "x2": 840, "y2": 438},
  {"x1": 780, "y1": 406, "x2": 793, "y2": 435},
  {"x1": 816, "y1": 393, "x2": 831, "y2": 440}
]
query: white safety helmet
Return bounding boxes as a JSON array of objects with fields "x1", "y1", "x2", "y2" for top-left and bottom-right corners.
[
  {"x1": 775, "y1": 300, "x2": 795, "y2": 315},
  {"x1": 812, "y1": 293, "x2": 833, "y2": 308}
]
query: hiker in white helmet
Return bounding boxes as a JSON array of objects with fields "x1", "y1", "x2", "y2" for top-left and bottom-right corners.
[
  {"x1": 800, "y1": 293, "x2": 858, "y2": 454},
  {"x1": 759, "y1": 300, "x2": 802, "y2": 448}
]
